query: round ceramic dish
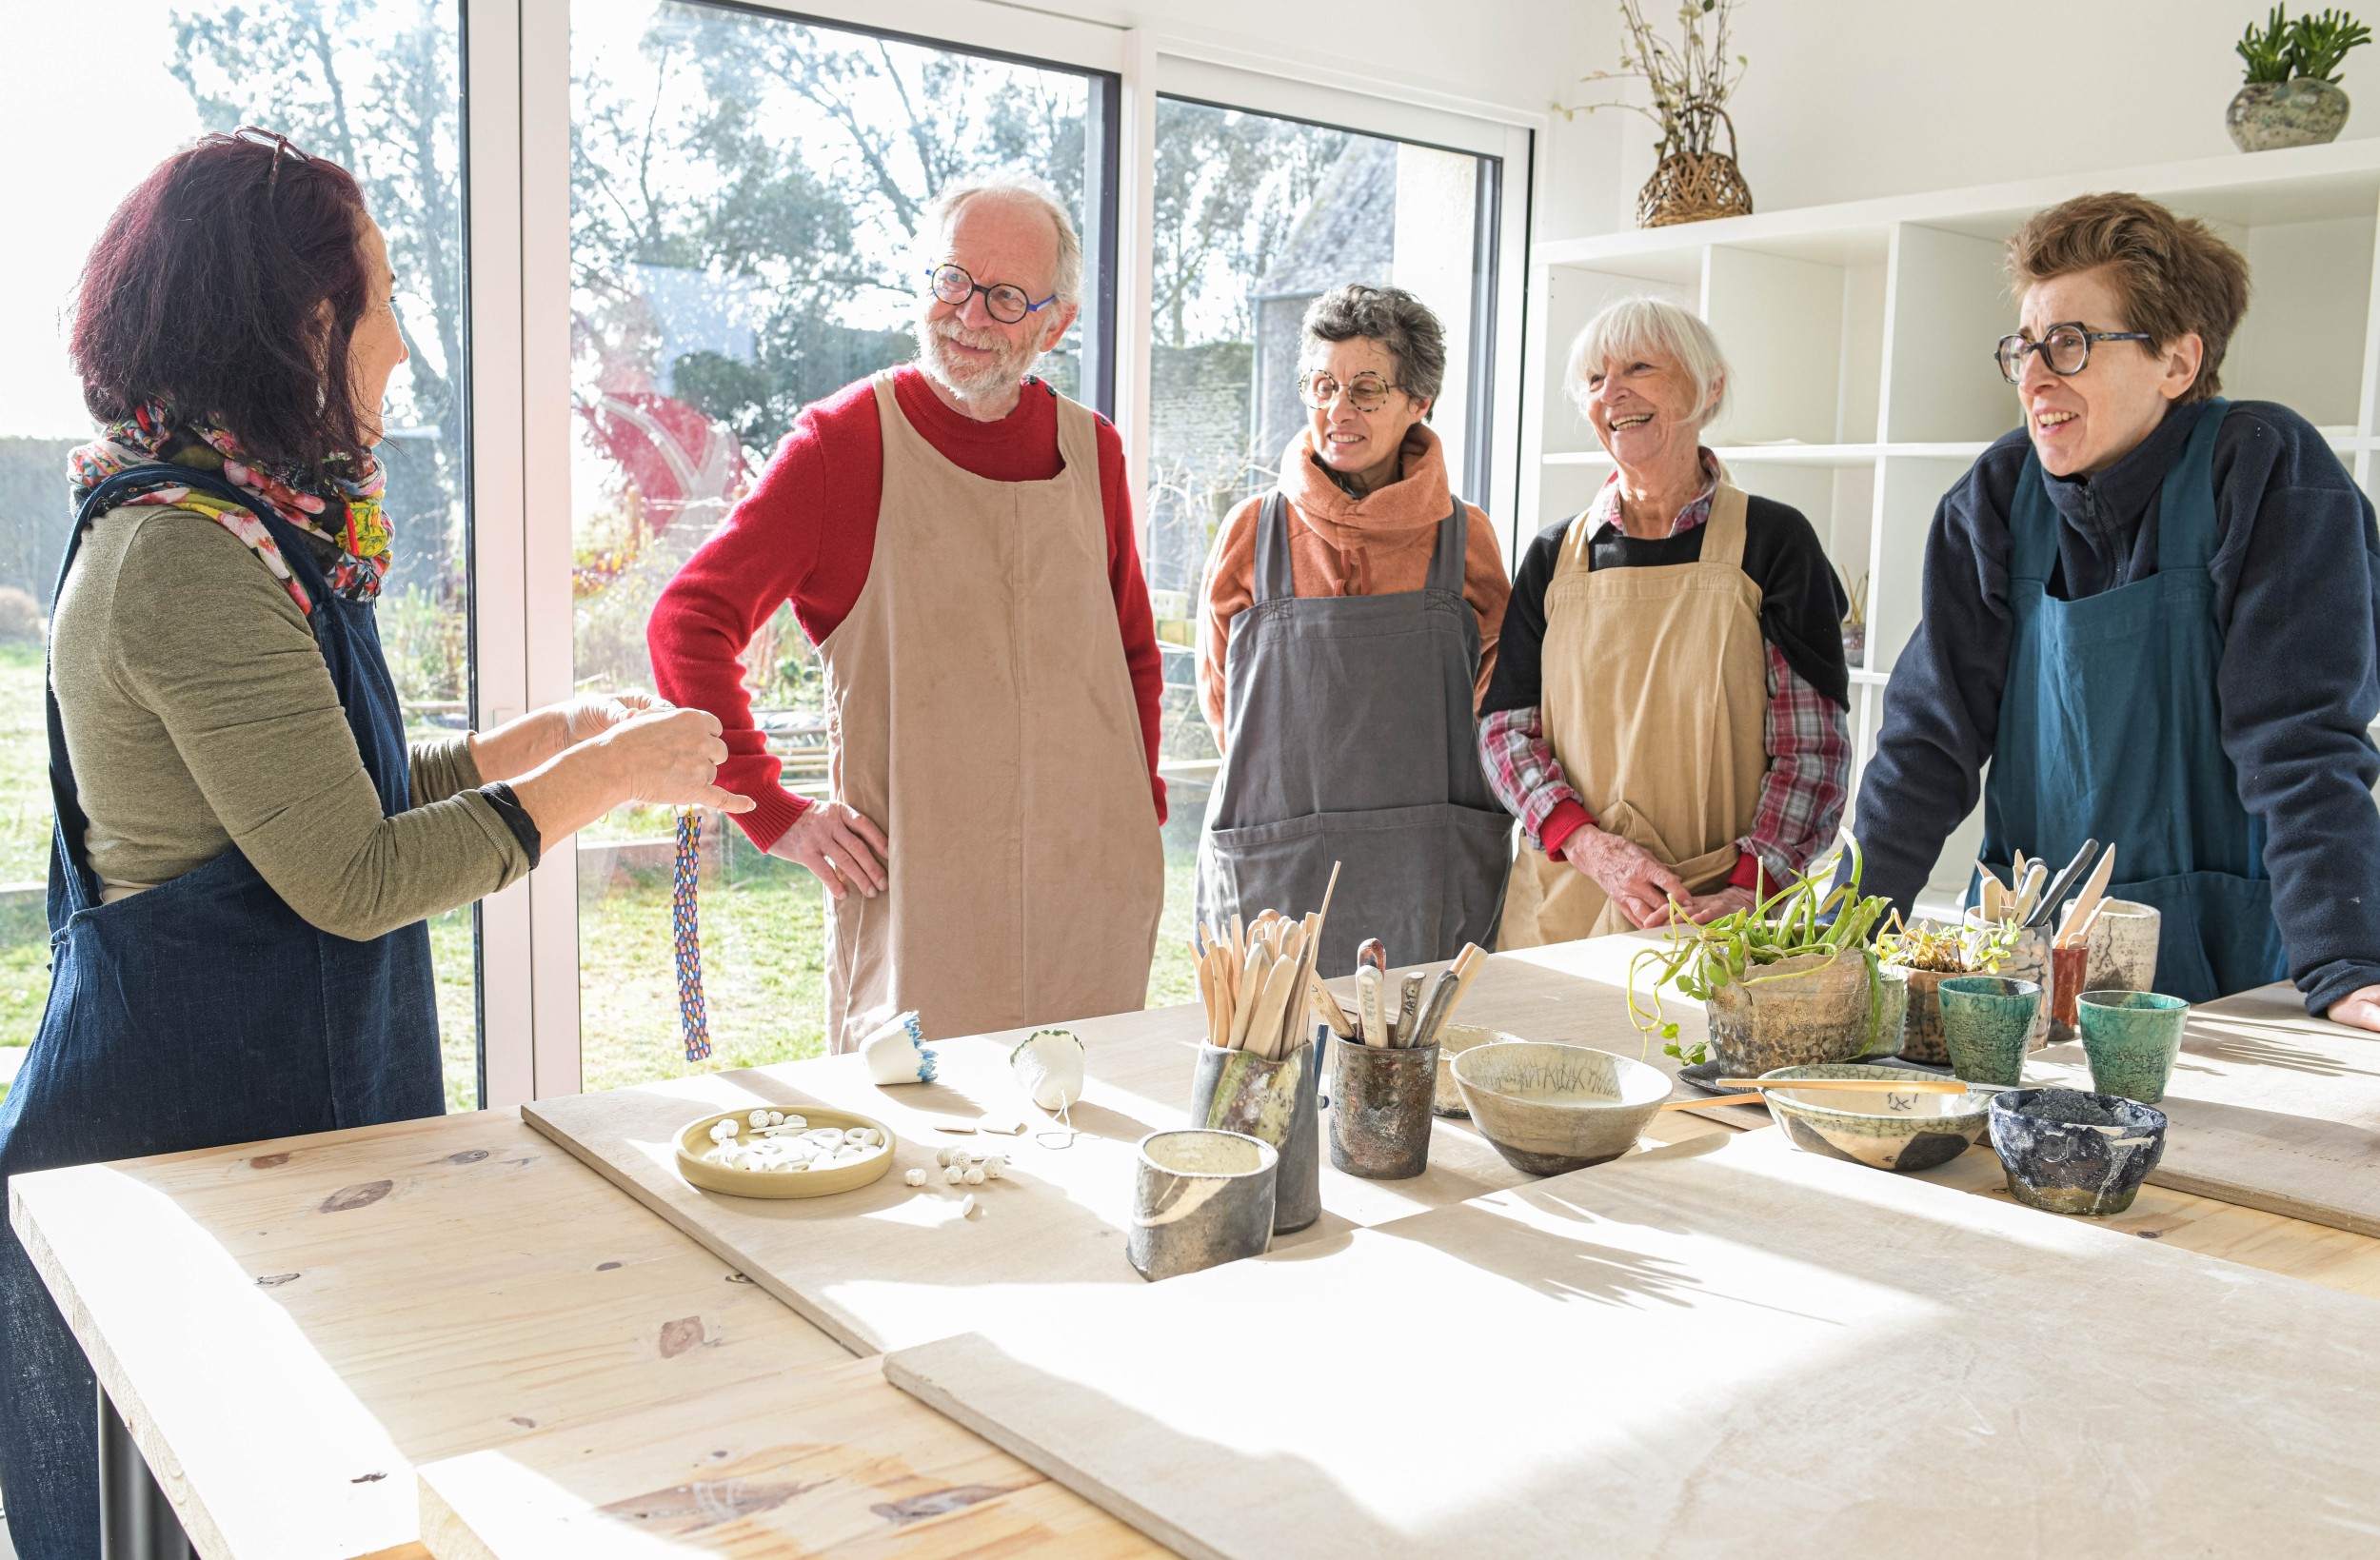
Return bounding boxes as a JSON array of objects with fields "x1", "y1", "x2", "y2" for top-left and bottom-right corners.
[
  {"x1": 1757, "y1": 1064, "x2": 1992, "y2": 1174},
  {"x1": 1431, "y1": 1025, "x2": 1522, "y2": 1116},
  {"x1": 1451, "y1": 1040, "x2": 1671, "y2": 1175},
  {"x1": 675, "y1": 1105, "x2": 897, "y2": 1199}
]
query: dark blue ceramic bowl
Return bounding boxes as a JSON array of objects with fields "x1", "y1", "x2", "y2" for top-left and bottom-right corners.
[{"x1": 1988, "y1": 1087, "x2": 2168, "y2": 1217}]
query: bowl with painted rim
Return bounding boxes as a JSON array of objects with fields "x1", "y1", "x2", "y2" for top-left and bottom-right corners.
[{"x1": 1757, "y1": 1064, "x2": 1992, "y2": 1174}]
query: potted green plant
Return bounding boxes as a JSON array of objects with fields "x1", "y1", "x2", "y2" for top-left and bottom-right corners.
[
  {"x1": 1875, "y1": 916, "x2": 2017, "y2": 1067},
  {"x1": 2231, "y1": 6, "x2": 2371, "y2": 151},
  {"x1": 1628, "y1": 850, "x2": 1895, "y2": 1075}
]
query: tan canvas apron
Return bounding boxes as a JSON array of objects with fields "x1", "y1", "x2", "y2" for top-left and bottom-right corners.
[
  {"x1": 1498, "y1": 483, "x2": 1771, "y2": 947},
  {"x1": 812, "y1": 373, "x2": 1164, "y2": 1050}
]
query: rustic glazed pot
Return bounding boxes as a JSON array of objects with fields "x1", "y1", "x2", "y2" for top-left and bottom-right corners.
[
  {"x1": 2077, "y1": 990, "x2": 2190, "y2": 1105},
  {"x1": 1989, "y1": 1088, "x2": 2168, "y2": 1217},
  {"x1": 1127, "y1": 1129, "x2": 1278, "y2": 1281},
  {"x1": 1190, "y1": 1037, "x2": 1319, "y2": 1233},
  {"x1": 2229, "y1": 78, "x2": 2350, "y2": 151},
  {"x1": 1451, "y1": 1041, "x2": 1670, "y2": 1175},
  {"x1": 1702, "y1": 951, "x2": 1876, "y2": 1075},
  {"x1": 1897, "y1": 967, "x2": 1954, "y2": 1066},
  {"x1": 1759, "y1": 1064, "x2": 1992, "y2": 1174},
  {"x1": 2083, "y1": 899, "x2": 2161, "y2": 996},
  {"x1": 1327, "y1": 1038, "x2": 1437, "y2": 1179},
  {"x1": 1961, "y1": 911, "x2": 2053, "y2": 1049}
]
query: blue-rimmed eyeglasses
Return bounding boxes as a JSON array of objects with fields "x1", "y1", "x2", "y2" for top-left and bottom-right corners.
[
  {"x1": 1995, "y1": 322, "x2": 2154, "y2": 385},
  {"x1": 925, "y1": 263, "x2": 1058, "y2": 326}
]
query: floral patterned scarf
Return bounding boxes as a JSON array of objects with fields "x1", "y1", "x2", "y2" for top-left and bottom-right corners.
[{"x1": 66, "y1": 403, "x2": 392, "y2": 614}]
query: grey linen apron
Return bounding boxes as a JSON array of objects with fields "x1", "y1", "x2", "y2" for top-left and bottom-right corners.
[{"x1": 1194, "y1": 490, "x2": 1512, "y2": 977}]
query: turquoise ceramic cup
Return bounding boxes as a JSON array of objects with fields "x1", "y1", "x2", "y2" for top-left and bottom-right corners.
[
  {"x1": 1936, "y1": 975, "x2": 2041, "y2": 1087},
  {"x1": 2076, "y1": 990, "x2": 2190, "y2": 1104}
]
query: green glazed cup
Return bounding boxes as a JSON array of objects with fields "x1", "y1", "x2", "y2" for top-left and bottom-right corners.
[
  {"x1": 1937, "y1": 976, "x2": 2041, "y2": 1087},
  {"x1": 2077, "y1": 990, "x2": 2190, "y2": 1104}
]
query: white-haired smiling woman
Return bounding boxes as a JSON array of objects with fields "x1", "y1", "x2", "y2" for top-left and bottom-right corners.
[{"x1": 1480, "y1": 296, "x2": 1853, "y2": 940}]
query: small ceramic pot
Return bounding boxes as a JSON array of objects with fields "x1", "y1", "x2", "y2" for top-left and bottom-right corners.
[
  {"x1": 1988, "y1": 1088, "x2": 2168, "y2": 1217},
  {"x1": 1703, "y1": 951, "x2": 1875, "y2": 1075},
  {"x1": 1937, "y1": 976, "x2": 2042, "y2": 1087},
  {"x1": 1960, "y1": 910, "x2": 2052, "y2": 1049},
  {"x1": 1190, "y1": 1037, "x2": 1319, "y2": 1234},
  {"x1": 2076, "y1": 990, "x2": 2190, "y2": 1105},
  {"x1": 2084, "y1": 899, "x2": 2160, "y2": 996},
  {"x1": 1127, "y1": 1130, "x2": 1278, "y2": 1281},
  {"x1": 2229, "y1": 78, "x2": 2350, "y2": 152},
  {"x1": 1861, "y1": 963, "x2": 1909, "y2": 1060},
  {"x1": 2050, "y1": 941, "x2": 2090, "y2": 1043},
  {"x1": 1898, "y1": 967, "x2": 1954, "y2": 1066},
  {"x1": 1759, "y1": 1064, "x2": 1991, "y2": 1173},
  {"x1": 1327, "y1": 1038, "x2": 1437, "y2": 1179}
]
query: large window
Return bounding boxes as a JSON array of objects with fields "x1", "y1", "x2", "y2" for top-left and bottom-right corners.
[
  {"x1": 567, "y1": 0, "x2": 1117, "y2": 1090},
  {"x1": 1140, "y1": 96, "x2": 1504, "y2": 1006},
  {"x1": 0, "y1": 0, "x2": 477, "y2": 1110}
]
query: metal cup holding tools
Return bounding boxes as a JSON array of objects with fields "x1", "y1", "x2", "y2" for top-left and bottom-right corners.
[{"x1": 1326, "y1": 1032, "x2": 1438, "y2": 1178}]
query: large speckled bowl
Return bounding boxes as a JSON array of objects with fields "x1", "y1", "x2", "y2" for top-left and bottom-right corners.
[
  {"x1": 1451, "y1": 1041, "x2": 1671, "y2": 1175},
  {"x1": 1758, "y1": 1064, "x2": 1992, "y2": 1174}
]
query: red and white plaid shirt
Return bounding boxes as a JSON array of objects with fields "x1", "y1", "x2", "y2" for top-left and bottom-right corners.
[{"x1": 1478, "y1": 463, "x2": 1850, "y2": 893}]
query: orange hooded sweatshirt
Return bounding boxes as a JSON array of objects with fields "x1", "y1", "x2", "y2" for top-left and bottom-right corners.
[{"x1": 1199, "y1": 423, "x2": 1509, "y2": 754}]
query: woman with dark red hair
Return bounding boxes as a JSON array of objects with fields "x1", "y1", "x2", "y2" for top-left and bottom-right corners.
[{"x1": 0, "y1": 129, "x2": 747, "y2": 1558}]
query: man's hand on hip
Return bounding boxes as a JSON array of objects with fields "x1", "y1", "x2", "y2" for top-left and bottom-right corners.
[{"x1": 769, "y1": 802, "x2": 889, "y2": 900}]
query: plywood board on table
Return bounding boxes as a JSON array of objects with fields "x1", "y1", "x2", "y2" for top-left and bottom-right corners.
[
  {"x1": 416, "y1": 1355, "x2": 1163, "y2": 1560},
  {"x1": 885, "y1": 1128, "x2": 2380, "y2": 1560},
  {"x1": 2014, "y1": 983, "x2": 2380, "y2": 1239}
]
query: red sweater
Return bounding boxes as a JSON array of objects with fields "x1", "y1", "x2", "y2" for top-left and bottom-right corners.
[{"x1": 647, "y1": 365, "x2": 1167, "y2": 851}]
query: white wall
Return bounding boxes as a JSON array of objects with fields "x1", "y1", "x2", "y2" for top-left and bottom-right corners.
[{"x1": 1698, "y1": 0, "x2": 2380, "y2": 217}]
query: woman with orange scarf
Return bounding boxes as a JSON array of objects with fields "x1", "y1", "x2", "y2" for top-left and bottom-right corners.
[{"x1": 1196, "y1": 285, "x2": 1513, "y2": 973}]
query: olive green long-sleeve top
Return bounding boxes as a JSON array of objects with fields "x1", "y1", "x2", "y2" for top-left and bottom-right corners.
[{"x1": 50, "y1": 503, "x2": 531, "y2": 941}]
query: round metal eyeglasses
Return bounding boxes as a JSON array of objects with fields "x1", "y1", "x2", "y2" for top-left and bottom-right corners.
[
  {"x1": 1995, "y1": 323, "x2": 2154, "y2": 385},
  {"x1": 1298, "y1": 369, "x2": 1403, "y2": 412},
  {"x1": 926, "y1": 263, "x2": 1058, "y2": 326}
]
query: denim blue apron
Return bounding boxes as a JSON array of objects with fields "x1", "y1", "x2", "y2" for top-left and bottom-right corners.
[
  {"x1": 1978, "y1": 399, "x2": 2290, "y2": 1003},
  {"x1": 0, "y1": 464, "x2": 440, "y2": 1560}
]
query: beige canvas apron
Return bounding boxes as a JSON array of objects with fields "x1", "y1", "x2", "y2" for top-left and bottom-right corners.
[
  {"x1": 813, "y1": 373, "x2": 1164, "y2": 1050},
  {"x1": 1498, "y1": 483, "x2": 1771, "y2": 947}
]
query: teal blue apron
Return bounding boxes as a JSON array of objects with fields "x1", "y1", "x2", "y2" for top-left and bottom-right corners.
[{"x1": 1977, "y1": 398, "x2": 2289, "y2": 1002}]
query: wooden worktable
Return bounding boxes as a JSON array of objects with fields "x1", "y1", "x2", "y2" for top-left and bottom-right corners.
[{"x1": 12, "y1": 963, "x2": 2380, "y2": 1557}]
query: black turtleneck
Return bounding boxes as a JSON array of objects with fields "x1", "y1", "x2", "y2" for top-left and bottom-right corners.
[{"x1": 1851, "y1": 399, "x2": 2380, "y2": 1016}]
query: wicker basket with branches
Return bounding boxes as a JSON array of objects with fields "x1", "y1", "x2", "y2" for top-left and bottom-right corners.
[{"x1": 1566, "y1": 0, "x2": 1754, "y2": 228}]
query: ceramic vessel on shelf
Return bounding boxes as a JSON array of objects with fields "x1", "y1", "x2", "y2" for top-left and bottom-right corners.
[
  {"x1": 1127, "y1": 1129, "x2": 1278, "y2": 1282},
  {"x1": 1937, "y1": 975, "x2": 2041, "y2": 1087},
  {"x1": 2076, "y1": 990, "x2": 2191, "y2": 1104},
  {"x1": 1988, "y1": 1088, "x2": 2168, "y2": 1216},
  {"x1": 1450, "y1": 1040, "x2": 1670, "y2": 1175},
  {"x1": 2228, "y1": 79, "x2": 2350, "y2": 151},
  {"x1": 1702, "y1": 950, "x2": 1877, "y2": 1075},
  {"x1": 1757, "y1": 1064, "x2": 1992, "y2": 1173}
]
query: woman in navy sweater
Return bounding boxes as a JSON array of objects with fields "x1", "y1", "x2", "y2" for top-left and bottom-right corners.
[{"x1": 1853, "y1": 192, "x2": 2380, "y2": 1028}]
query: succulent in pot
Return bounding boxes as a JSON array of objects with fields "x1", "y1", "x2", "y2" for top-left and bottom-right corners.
[
  {"x1": 1876, "y1": 916, "x2": 2017, "y2": 1067},
  {"x1": 2230, "y1": 5, "x2": 2370, "y2": 151}
]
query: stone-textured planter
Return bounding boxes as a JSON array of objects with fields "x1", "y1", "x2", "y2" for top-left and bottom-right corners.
[
  {"x1": 2228, "y1": 78, "x2": 2350, "y2": 151},
  {"x1": 1704, "y1": 951, "x2": 1876, "y2": 1076}
]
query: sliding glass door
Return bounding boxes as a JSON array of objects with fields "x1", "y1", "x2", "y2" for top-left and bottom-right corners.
[
  {"x1": 566, "y1": 0, "x2": 1119, "y2": 1090},
  {"x1": 0, "y1": 0, "x2": 479, "y2": 1109}
]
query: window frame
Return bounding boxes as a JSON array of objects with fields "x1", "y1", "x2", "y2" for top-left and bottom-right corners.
[{"x1": 462, "y1": 0, "x2": 1539, "y2": 1105}]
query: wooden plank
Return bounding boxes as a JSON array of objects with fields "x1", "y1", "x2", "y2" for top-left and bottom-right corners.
[
  {"x1": 520, "y1": 991, "x2": 1658, "y2": 1355},
  {"x1": 9, "y1": 1110, "x2": 843, "y2": 1560},
  {"x1": 2015, "y1": 983, "x2": 2380, "y2": 1237},
  {"x1": 416, "y1": 1356, "x2": 1164, "y2": 1559},
  {"x1": 884, "y1": 1129, "x2": 2380, "y2": 1560}
]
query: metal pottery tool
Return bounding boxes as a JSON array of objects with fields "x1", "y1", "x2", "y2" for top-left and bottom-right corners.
[{"x1": 2025, "y1": 839, "x2": 2101, "y2": 931}]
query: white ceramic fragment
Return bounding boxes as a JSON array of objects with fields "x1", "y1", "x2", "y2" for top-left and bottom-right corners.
[
  {"x1": 961, "y1": 1195, "x2": 982, "y2": 1219},
  {"x1": 1010, "y1": 1028, "x2": 1086, "y2": 1113},
  {"x1": 860, "y1": 1010, "x2": 937, "y2": 1085}
]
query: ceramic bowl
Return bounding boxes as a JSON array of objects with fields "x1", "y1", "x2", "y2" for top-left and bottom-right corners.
[
  {"x1": 1988, "y1": 1087, "x2": 2168, "y2": 1216},
  {"x1": 1450, "y1": 1040, "x2": 1671, "y2": 1175},
  {"x1": 675, "y1": 1104, "x2": 897, "y2": 1199},
  {"x1": 1431, "y1": 1025, "x2": 1522, "y2": 1116},
  {"x1": 1757, "y1": 1064, "x2": 1992, "y2": 1174}
]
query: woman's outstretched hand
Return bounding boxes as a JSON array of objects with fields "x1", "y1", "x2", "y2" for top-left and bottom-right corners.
[{"x1": 1558, "y1": 826, "x2": 1688, "y2": 930}]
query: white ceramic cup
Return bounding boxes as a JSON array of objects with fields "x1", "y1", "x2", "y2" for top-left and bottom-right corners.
[{"x1": 2083, "y1": 898, "x2": 2161, "y2": 995}]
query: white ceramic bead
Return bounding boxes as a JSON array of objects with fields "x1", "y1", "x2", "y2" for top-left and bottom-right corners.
[
  {"x1": 985, "y1": 1157, "x2": 1005, "y2": 1179},
  {"x1": 943, "y1": 1165, "x2": 964, "y2": 1184},
  {"x1": 963, "y1": 1167, "x2": 985, "y2": 1185},
  {"x1": 903, "y1": 1167, "x2": 926, "y2": 1186}
]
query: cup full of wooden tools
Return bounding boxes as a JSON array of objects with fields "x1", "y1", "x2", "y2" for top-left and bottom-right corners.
[
  {"x1": 1310, "y1": 938, "x2": 1488, "y2": 1179},
  {"x1": 1187, "y1": 866, "x2": 1347, "y2": 1234}
]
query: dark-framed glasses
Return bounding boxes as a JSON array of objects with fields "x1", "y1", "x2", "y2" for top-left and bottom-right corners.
[
  {"x1": 228, "y1": 125, "x2": 310, "y2": 188},
  {"x1": 926, "y1": 263, "x2": 1057, "y2": 326},
  {"x1": 1994, "y1": 322, "x2": 2153, "y2": 385},
  {"x1": 1298, "y1": 369, "x2": 1402, "y2": 412}
]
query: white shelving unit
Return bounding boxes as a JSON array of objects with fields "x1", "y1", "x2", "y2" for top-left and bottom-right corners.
[{"x1": 1518, "y1": 137, "x2": 2380, "y2": 895}]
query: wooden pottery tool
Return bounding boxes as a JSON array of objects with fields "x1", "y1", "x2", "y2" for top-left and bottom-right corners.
[
  {"x1": 2056, "y1": 844, "x2": 2119, "y2": 950},
  {"x1": 1412, "y1": 969, "x2": 1461, "y2": 1050},
  {"x1": 1662, "y1": 1094, "x2": 1762, "y2": 1110},
  {"x1": 1356, "y1": 966, "x2": 1386, "y2": 1048},
  {"x1": 1713, "y1": 1076, "x2": 1971, "y2": 1095},
  {"x1": 1357, "y1": 938, "x2": 1387, "y2": 977}
]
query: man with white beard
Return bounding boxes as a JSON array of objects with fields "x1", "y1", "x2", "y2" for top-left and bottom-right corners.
[{"x1": 649, "y1": 173, "x2": 1166, "y2": 1051}]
